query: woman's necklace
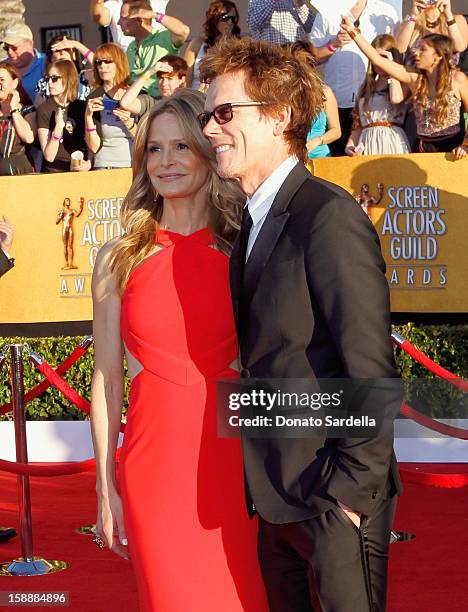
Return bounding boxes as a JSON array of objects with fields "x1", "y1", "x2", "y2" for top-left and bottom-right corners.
[{"x1": 426, "y1": 17, "x2": 440, "y2": 29}]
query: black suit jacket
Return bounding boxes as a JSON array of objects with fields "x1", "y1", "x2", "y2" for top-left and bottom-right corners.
[
  {"x1": 0, "y1": 249, "x2": 14, "y2": 278},
  {"x1": 230, "y1": 162, "x2": 402, "y2": 524}
]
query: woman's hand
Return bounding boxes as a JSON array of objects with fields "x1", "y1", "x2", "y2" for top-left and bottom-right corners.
[
  {"x1": 0, "y1": 216, "x2": 14, "y2": 253},
  {"x1": 452, "y1": 144, "x2": 468, "y2": 160},
  {"x1": 50, "y1": 36, "x2": 75, "y2": 52},
  {"x1": 1, "y1": 90, "x2": 21, "y2": 115},
  {"x1": 330, "y1": 28, "x2": 353, "y2": 48},
  {"x1": 340, "y1": 15, "x2": 355, "y2": 34},
  {"x1": 54, "y1": 107, "x2": 66, "y2": 130},
  {"x1": 96, "y1": 489, "x2": 129, "y2": 560},
  {"x1": 86, "y1": 97, "x2": 104, "y2": 118},
  {"x1": 436, "y1": 0, "x2": 453, "y2": 18},
  {"x1": 146, "y1": 61, "x2": 173, "y2": 77},
  {"x1": 345, "y1": 142, "x2": 364, "y2": 156},
  {"x1": 306, "y1": 136, "x2": 323, "y2": 153},
  {"x1": 411, "y1": 0, "x2": 429, "y2": 16}
]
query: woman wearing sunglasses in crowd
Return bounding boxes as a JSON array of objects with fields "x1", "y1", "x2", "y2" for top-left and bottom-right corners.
[
  {"x1": 341, "y1": 16, "x2": 468, "y2": 160},
  {"x1": 85, "y1": 43, "x2": 136, "y2": 170},
  {"x1": 0, "y1": 62, "x2": 36, "y2": 175},
  {"x1": 395, "y1": 0, "x2": 467, "y2": 66},
  {"x1": 35, "y1": 35, "x2": 94, "y2": 105},
  {"x1": 184, "y1": 1, "x2": 241, "y2": 91},
  {"x1": 37, "y1": 60, "x2": 89, "y2": 172},
  {"x1": 90, "y1": 88, "x2": 268, "y2": 611}
]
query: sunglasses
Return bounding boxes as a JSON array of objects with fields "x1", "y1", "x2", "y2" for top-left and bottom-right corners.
[
  {"x1": 95, "y1": 58, "x2": 114, "y2": 66},
  {"x1": 219, "y1": 14, "x2": 236, "y2": 23},
  {"x1": 198, "y1": 102, "x2": 267, "y2": 129},
  {"x1": 44, "y1": 75, "x2": 62, "y2": 83}
]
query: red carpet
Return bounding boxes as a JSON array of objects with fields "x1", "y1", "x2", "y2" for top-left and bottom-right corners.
[{"x1": 1, "y1": 467, "x2": 467, "y2": 611}]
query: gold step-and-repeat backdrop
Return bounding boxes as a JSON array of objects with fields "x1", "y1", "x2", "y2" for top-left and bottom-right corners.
[{"x1": 0, "y1": 153, "x2": 467, "y2": 328}]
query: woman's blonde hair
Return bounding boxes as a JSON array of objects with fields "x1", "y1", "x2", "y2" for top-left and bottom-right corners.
[
  {"x1": 110, "y1": 89, "x2": 244, "y2": 291},
  {"x1": 412, "y1": 10, "x2": 449, "y2": 46}
]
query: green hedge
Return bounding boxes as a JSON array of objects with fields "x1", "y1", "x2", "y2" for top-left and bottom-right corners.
[
  {"x1": 0, "y1": 324, "x2": 467, "y2": 421},
  {"x1": 0, "y1": 337, "x2": 128, "y2": 421}
]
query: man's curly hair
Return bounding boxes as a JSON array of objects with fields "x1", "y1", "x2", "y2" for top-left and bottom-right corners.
[{"x1": 200, "y1": 37, "x2": 325, "y2": 162}]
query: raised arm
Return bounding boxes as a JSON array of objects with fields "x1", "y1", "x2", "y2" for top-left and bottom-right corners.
[
  {"x1": 341, "y1": 16, "x2": 418, "y2": 85},
  {"x1": 183, "y1": 37, "x2": 202, "y2": 88},
  {"x1": 90, "y1": 240, "x2": 128, "y2": 559},
  {"x1": 452, "y1": 71, "x2": 468, "y2": 160},
  {"x1": 50, "y1": 36, "x2": 95, "y2": 65},
  {"x1": 8, "y1": 92, "x2": 35, "y2": 144},
  {"x1": 438, "y1": 0, "x2": 468, "y2": 53},
  {"x1": 394, "y1": 1, "x2": 427, "y2": 53},
  {"x1": 307, "y1": 86, "x2": 341, "y2": 154},
  {"x1": 85, "y1": 97, "x2": 103, "y2": 154},
  {"x1": 119, "y1": 61, "x2": 173, "y2": 114},
  {"x1": 90, "y1": 0, "x2": 111, "y2": 27},
  {"x1": 38, "y1": 107, "x2": 66, "y2": 163},
  {"x1": 309, "y1": 12, "x2": 353, "y2": 64},
  {"x1": 129, "y1": 8, "x2": 190, "y2": 47}
]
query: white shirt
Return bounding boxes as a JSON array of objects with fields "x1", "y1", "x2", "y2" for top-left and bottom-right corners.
[
  {"x1": 309, "y1": 0, "x2": 398, "y2": 108},
  {"x1": 245, "y1": 156, "x2": 298, "y2": 260},
  {"x1": 104, "y1": 0, "x2": 169, "y2": 51}
]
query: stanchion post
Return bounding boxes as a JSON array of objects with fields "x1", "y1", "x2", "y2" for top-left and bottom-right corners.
[
  {"x1": 10, "y1": 344, "x2": 34, "y2": 561},
  {"x1": 0, "y1": 345, "x2": 69, "y2": 576}
]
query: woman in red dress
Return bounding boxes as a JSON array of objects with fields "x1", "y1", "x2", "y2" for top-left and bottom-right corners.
[{"x1": 90, "y1": 89, "x2": 268, "y2": 611}]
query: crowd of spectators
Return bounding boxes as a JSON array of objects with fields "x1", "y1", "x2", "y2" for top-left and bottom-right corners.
[{"x1": 0, "y1": 0, "x2": 466, "y2": 176}]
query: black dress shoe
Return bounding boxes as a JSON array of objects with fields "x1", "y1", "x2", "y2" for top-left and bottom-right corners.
[{"x1": 0, "y1": 528, "x2": 17, "y2": 543}]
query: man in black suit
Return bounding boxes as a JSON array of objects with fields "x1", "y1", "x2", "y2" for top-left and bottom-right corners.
[
  {"x1": 0, "y1": 216, "x2": 14, "y2": 278},
  {"x1": 200, "y1": 38, "x2": 401, "y2": 611}
]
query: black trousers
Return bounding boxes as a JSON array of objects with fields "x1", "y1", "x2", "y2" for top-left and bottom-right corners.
[{"x1": 258, "y1": 491, "x2": 397, "y2": 612}]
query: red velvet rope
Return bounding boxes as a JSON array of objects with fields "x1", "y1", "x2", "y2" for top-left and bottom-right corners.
[
  {"x1": 397, "y1": 338, "x2": 468, "y2": 393},
  {"x1": 0, "y1": 449, "x2": 121, "y2": 477},
  {"x1": 32, "y1": 359, "x2": 125, "y2": 434},
  {"x1": 400, "y1": 402, "x2": 468, "y2": 440},
  {"x1": 0, "y1": 344, "x2": 88, "y2": 416},
  {"x1": 399, "y1": 467, "x2": 468, "y2": 488},
  {"x1": 0, "y1": 457, "x2": 96, "y2": 476}
]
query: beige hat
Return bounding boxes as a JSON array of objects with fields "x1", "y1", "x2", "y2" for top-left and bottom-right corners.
[{"x1": 1, "y1": 23, "x2": 33, "y2": 46}]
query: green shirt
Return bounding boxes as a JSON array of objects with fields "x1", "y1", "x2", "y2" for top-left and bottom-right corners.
[{"x1": 127, "y1": 29, "x2": 179, "y2": 97}]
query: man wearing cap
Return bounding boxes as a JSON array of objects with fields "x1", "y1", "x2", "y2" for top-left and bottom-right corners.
[{"x1": 1, "y1": 23, "x2": 46, "y2": 103}]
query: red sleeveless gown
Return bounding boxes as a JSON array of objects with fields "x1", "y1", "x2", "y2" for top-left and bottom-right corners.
[{"x1": 119, "y1": 227, "x2": 268, "y2": 612}]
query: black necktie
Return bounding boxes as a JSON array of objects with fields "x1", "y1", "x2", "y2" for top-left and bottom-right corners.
[
  {"x1": 239, "y1": 207, "x2": 253, "y2": 277},
  {"x1": 236, "y1": 207, "x2": 253, "y2": 337}
]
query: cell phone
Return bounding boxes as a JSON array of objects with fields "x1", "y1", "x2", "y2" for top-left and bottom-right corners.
[
  {"x1": 425, "y1": 0, "x2": 438, "y2": 5},
  {"x1": 102, "y1": 97, "x2": 118, "y2": 113}
]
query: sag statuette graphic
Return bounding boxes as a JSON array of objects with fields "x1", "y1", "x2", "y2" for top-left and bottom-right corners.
[
  {"x1": 56, "y1": 197, "x2": 85, "y2": 270},
  {"x1": 354, "y1": 182, "x2": 384, "y2": 217}
]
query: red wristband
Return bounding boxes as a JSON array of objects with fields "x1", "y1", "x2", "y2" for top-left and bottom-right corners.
[
  {"x1": 326, "y1": 42, "x2": 337, "y2": 53},
  {"x1": 51, "y1": 132, "x2": 63, "y2": 142},
  {"x1": 86, "y1": 126, "x2": 97, "y2": 132},
  {"x1": 156, "y1": 12, "x2": 165, "y2": 24},
  {"x1": 84, "y1": 49, "x2": 92, "y2": 59}
]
